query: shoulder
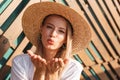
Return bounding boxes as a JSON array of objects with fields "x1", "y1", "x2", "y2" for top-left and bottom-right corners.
[
  {"x1": 68, "y1": 59, "x2": 83, "y2": 71},
  {"x1": 63, "y1": 58, "x2": 83, "y2": 74},
  {"x1": 13, "y1": 53, "x2": 29, "y2": 61},
  {"x1": 61, "y1": 59, "x2": 83, "y2": 79},
  {"x1": 11, "y1": 53, "x2": 34, "y2": 80},
  {"x1": 12, "y1": 53, "x2": 31, "y2": 65}
]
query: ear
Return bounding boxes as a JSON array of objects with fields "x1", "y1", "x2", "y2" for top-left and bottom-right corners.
[{"x1": 63, "y1": 41, "x2": 67, "y2": 46}]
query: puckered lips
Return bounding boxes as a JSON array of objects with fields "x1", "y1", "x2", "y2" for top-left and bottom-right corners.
[{"x1": 47, "y1": 39, "x2": 54, "y2": 45}]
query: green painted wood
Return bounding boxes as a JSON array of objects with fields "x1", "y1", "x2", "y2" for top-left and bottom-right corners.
[
  {"x1": 23, "y1": 42, "x2": 33, "y2": 53},
  {"x1": 4, "y1": 70, "x2": 11, "y2": 80},
  {"x1": 0, "y1": 0, "x2": 29, "y2": 31},
  {"x1": 0, "y1": 0, "x2": 13, "y2": 14},
  {"x1": 90, "y1": 68, "x2": 100, "y2": 80},
  {"x1": 14, "y1": 32, "x2": 25, "y2": 47},
  {"x1": 89, "y1": 42, "x2": 103, "y2": 60},
  {"x1": 85, "y1": 48, "x2": 95, "y2": 61},
  {"x1": 0, "y1": 48, "x2": 13, "y2": 69},
  {"x1": 82, "y1": 71, "x2": 91, "y2": 80},
  {"x1": 101, "y1": 65, "x2": 113, "y2": 80},
  {"x1": 73, "y1": 54, "x2": 83, "y2": 64}
]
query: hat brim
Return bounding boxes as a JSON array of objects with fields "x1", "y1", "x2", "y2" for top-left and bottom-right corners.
[{"x1": 22, "y1": 2, "x2": 91, "y2": 53}]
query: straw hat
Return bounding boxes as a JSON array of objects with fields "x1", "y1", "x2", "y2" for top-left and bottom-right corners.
[{"x1": 22, "y1": 2, "x2": 91, "y2": 53}]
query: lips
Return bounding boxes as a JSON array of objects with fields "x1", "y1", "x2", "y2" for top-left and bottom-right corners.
[{"x1": 47, "y1": 39, "x2": 54, "y2": 45}]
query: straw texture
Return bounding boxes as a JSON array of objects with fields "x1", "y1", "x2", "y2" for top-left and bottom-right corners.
[{"x1": 22, "y1": 2, "x2": 91, "y2": 53}]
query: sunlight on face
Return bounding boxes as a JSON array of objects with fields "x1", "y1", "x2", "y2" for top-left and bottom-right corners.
[{"x1": 41, "y1": 15, "x2": 67, "y2": 51}]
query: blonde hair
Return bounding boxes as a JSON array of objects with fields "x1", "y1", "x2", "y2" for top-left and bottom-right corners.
[
  {"x1": 59, "y1": 21, "x2": 73, "y2": 59},
  {"x1": 57, "y1": 18, "x2": 73, "y2": 78}
]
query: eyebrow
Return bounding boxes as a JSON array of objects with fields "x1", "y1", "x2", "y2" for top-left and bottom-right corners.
[
  {"x1": 59, "y1": 27, "x2": 66, "y2": 31},
  {"x1": 46, "y1": 23, "x2": 54, "y2": 27},
  {"x1": 47, "y1": 23, "x2": 66, "y2": 31}
]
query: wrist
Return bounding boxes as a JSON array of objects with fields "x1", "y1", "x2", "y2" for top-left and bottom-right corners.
[
  {"x1": 33, "y1": 69, "x2": 46, "y2": 80},
  {"x1": 45, "y1": 71, "x2": 59, "y2": 80}
]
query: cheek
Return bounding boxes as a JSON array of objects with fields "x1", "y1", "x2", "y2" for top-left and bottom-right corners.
[
  {"x1": 41, "y1": 30, "x2": 47, "y2": 42},
  {"x1": 56, "y1": 37, "x2": 66, "y2": 49},
  {"x1": 41, "y1": 28, "x2": 50, "y2": 38},
  {"x1": 57, "y1": 35, "x2": 66, "y2": 44}
]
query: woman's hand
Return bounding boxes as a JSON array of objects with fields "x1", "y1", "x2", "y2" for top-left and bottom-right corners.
[
  {"x1": 27, "y1": 50, "x2": 46, "y2": 80},
  {"x1": 47, "y1": 58, "x2": 65, "y2": 73},
  {"x1": 27, "y1": 50, "x2": 47, "y2": 70},
  {"x1": 27, "y1": 50, "x2": 69, "y2": 80},
  {"x1": 46, "y1": 58, "x2": 68, "y2": 80}
]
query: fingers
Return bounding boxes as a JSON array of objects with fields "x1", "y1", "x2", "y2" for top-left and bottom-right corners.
[
  {"x1": 47, "y1": 58, "x2": 67, "y2": 73},
  {"x1": 27, "y1": 50, "x2": 47, "y2": 67},
  {"x1": 54, "y1": 58, "x2": 60, "y2": 70},
  {"x1": 27, "y1": 50, "x2": 34, "y2": 57},
  {"x1": 48, "y1": 58, "x2": 68, "y2": 68},
  {"x1": 27, "y1": 50, "x2": 69, "y2": 73},
  {"x1": 58, "y1": 58, "x2": 64, "y2": 67},
  {"x1": 64, "y1": 58, "x2": 69, "y2": 64},
  {"x1": 57, "y1": 58, "x2": 69, "y2": 67}
]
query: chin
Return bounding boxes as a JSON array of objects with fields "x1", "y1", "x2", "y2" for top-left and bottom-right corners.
[
  {"x1": 46, "y1": 46, "x2": 55, "y2": 49},
  {"x1": 46, "y1": 46, "x2": 59, "y2": 50}
]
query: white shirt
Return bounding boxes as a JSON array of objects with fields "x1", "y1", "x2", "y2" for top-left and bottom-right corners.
[{"x1": 10, "y1": 54, "x2": 83, "y2": 80}]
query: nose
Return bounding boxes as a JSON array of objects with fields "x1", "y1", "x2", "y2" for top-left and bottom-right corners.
[{"x1": 50, "y1": 30, "x2": 57, "y2": 37}]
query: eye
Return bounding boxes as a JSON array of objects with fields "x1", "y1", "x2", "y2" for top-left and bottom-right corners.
[
  {"x1": 46, "y1": 25, "x2": 53, "y2": 29},
  {"x1": 59, "y1": 30, "x2": 65, "y2": 34}
]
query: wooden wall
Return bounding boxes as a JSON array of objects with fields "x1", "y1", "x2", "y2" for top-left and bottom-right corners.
[{"x1": 0, "y1": 0, "x2": 120, "y2": 80}]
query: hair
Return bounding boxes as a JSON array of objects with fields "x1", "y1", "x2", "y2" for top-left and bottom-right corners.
[{"x1": 35, "y1": 14, "x2": 73, "y2": 78}]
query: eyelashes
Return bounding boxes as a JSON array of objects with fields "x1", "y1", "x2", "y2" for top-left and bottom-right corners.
[{"x1": 46, "y1": 25, "x2": 66, "y2": 34}]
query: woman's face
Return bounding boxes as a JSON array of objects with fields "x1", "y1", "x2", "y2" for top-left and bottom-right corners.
[{"x1": 41, "y1": 15, "x2": 67, "y2": 51}]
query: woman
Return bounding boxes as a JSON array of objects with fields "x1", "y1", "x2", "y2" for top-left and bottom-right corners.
[{"x1": 11, "y1": 2, "x2": 91, "y2": 80}]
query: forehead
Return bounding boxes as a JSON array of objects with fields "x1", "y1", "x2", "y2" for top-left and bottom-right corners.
[
  {"x1": 43, "y1": 15, "x2": 68, "y2": 28},
  {"x1": 44, "y1": 15, "x2": 67, "y2": 23}
]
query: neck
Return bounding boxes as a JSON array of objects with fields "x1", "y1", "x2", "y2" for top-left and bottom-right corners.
[{"x1": 43, "y1": 48, "x2": 58, "y2": 61}]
